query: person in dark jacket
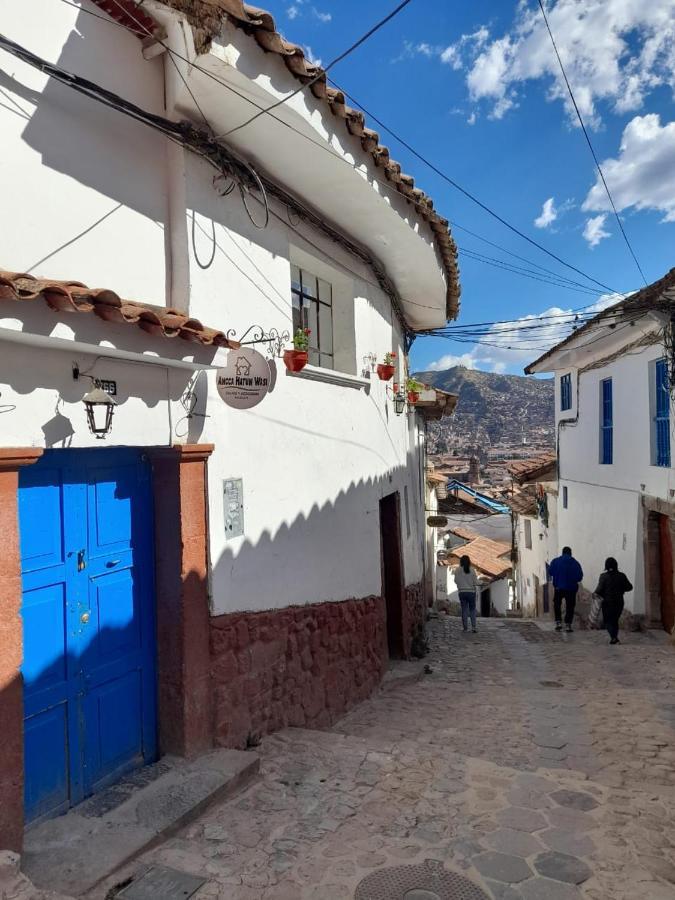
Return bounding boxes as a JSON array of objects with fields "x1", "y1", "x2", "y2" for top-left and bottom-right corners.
[
  {"x1": 549, "y1": 546, "x2": 583, "y2": 633},
  {"x1": 595, "y1": 557, "x2": 633, "y2": 644}
]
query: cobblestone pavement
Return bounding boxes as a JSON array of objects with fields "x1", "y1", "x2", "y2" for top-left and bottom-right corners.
[{"x1": 91, "y1": 619, "x2": 675, "y2": 900}]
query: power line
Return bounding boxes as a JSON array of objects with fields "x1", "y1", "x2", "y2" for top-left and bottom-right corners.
[
  {"x1": 451, "y1": 220, "x2": 596, "y2": 291},
  {"x1": 55, "y1": 0, "x2": 623, "y2": 300},
  {"x1": 458, "y1": 247, "x2": 601, "y2": 295},
  {"x1": 220, "y1": 0, "x2": 414, "y2": 138},
  {"x1": 327, "y1": 78, "x2": 621, "y2": 295},
  {"x1": 536, "y1": 0, "x2": 648, "y2": 286}
]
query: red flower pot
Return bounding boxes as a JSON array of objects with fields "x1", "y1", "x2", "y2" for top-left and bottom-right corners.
[
  {"x1": 376, "y1": 363, "x2": 395, "y2": 381},
  {"x1": 283, "y1": 349, "x2": 309, "y2": 372},
  {"x1": 407, "y1": 390, "x2": 420, "y2": 404}
]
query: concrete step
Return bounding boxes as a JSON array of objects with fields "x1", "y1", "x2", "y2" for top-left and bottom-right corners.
[
  {"x1": 381, "y1": 659, "x2": 426, "y2": 692},
  {"x1": 22, "y1": 749, "x2": 259, "y2": 897}
]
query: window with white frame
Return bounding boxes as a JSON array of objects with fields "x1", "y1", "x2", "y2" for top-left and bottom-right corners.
[{"x1": 291, "y1": 264, "x2": 333, "y2": 369}]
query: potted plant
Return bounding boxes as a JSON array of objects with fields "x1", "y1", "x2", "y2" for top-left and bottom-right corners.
[
  {"x1": 284, "y1": 328, "x2": 311, "y2": 372},
  {"x1": 376, "y1": 351, "x2": 396, "y2": 381},
  {"x1": 406, "y1": 377, "x2": 424, "y2": 404}
]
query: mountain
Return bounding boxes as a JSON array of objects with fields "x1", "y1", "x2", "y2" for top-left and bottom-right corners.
[{"x1": 414, "y1": 366, "x2": 555, "y2": 448}]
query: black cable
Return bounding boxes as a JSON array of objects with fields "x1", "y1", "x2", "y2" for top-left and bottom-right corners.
[
  {"x1": 107, "y1": 0, "x2": 212, "y2": 131},
  {"x1": 327, "y1": 78, "x2": 620, "y2": 295},
  {"x1": 458, "y1": 247, "x2": 600, "y2": 295},
  {"x1": 220, "y1": 0, "x2": 414, "y2": 138},
  {"x1": 536, "y1": 0, "x2": 648, "y2": 286},
  {"x1": 55, "y1": 0, "x2": 632, "y2": 308},
  {"x1": 55, "y1": 0, "x2": 623, "y2": 299},
  {"x1": 451, "y1": 220, "x2": 599, "y2": 291}
]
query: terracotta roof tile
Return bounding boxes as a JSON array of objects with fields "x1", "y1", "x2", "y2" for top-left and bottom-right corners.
[
  {"x1": 506, "y1": 485, "x2": 538, "y2": 517},
  {"x1": 447, "y1": 535, "x2": 512, "y2": 580},
  {"x1": 91, "y1": 0, "x2": 460, "y2": 319},
  {"x1": 0, "y1": 271, "x2": 234, "y2": 348},
  {"x1": 449, "y1": 525, "x2": 480, "y2": 542},
  {"x1": 507, "y1": 453, "x2": 557, "y2": 484}
]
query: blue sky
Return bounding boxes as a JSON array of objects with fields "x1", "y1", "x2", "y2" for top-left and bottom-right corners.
[{"x1": 258, "y1": 0, "x2": 675, "y2": 374}]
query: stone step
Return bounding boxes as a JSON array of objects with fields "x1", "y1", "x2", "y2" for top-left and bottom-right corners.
[
  {"x1": 381, "y1": 659, "x2": 426, "y2": 692},
  {"x1": 22, "y1": 749, "x2": 259, "y2": 897}
]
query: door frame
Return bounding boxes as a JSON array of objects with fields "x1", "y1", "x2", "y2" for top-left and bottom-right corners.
[
  {"x1": 0, "y1": 443, "x2": 214, "y2": 852},
  {"x1": 19, "y1": 447, "x2": 158, "y2": 822},
  {"x1": 642, "y1": 496, "x2": 675, "y2": 629},
  {"x1": 379, "y1": 492, "x2": 406, "y2": 659}
]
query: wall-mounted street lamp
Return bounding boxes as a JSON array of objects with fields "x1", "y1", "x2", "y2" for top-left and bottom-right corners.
[
  {"x1": 82, "y1": 383, "x2": 117, "y2": 439},
  {"x1": 393, "y1": 391, "x2": 407, "y2": 416}
]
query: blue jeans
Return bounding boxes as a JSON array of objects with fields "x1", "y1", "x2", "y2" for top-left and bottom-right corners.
[{"x1": 459, "y1": 591, "x2": 477, "y2": 630}]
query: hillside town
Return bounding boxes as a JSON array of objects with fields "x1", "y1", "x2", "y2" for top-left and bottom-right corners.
[{"x1": 1, "y1": 2, "x2": 675, "y2": 900}]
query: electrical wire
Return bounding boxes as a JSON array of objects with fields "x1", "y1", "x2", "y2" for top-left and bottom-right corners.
[
  {"x1": 220, "y1": 0, "x2": 414, "y2": 138},
  {"x1": 458, "y1": 247, "x2": 602, "y2": 295},
  {"x1": 107, "y1": 0, "x2": 211, "y2": 132},
  {"x1": 54, "y1": 0, "x2": 624, "y2": 300},
  {"x1": 536, "y1": 0, "x2": 648, "y2": 286},
  {"x1": 326, "y1": 78, "x2": 620, "y2": 295}
]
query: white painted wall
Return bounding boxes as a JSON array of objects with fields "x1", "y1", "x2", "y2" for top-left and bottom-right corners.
[
  {"x1": 0, "y1": 0, "x2": 432, "y2": 617},
  {"x1": 515, "y1": 487, "x2": 558, "y2": 617},
  {"x1": 436, "y1": 565, "x2": 510, "y2": 616},
  {"x1": 550, "y1": 341, "x2": 673, "y2": 613},
  {"x1": 1, "y1": 0, "x2": 169, "y2": 304}
]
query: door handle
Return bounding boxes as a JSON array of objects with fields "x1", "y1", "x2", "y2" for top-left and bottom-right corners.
[
  {"x1": 80, "y1": 611, "x2": 91, "y2": 624},
  {"x1": 77, "y1": 549, "x2": 86, "y2": 572}
]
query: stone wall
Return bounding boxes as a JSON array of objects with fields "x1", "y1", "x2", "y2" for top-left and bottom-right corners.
[
  {"x1": 402, "y1": 581, "x2": 427, "y2": 658},
  {"x1": 210, "y1": 596, "x2": 388, "y2": 748}
]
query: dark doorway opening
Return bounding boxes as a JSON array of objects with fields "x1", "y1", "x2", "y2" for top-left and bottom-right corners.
[
  {"x1": 380, "y1": 493, "x2": 405, "y2": 658},
  {"x1": 480, "y1": 588, "x2": 491, "y2": 618},
  {"x1": 659, "y1": 514, "x2": 675, "y2": 633}
]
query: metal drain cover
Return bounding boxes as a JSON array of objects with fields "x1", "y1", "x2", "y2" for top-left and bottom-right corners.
[
  {"x1": 117, "y1": 865, "x2": 206, "y2": 900},
  {"x1": 355, "y1": 860, "x2": 490, "y2": 900}
]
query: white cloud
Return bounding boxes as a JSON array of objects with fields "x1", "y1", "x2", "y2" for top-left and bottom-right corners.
[
  {"x1": 426, "y1": 295, "x2": 621, "y2": 373},
  {"x1": 534, "y1": 197, "x2": 558, "y2": 229},
  {"x1": 304, "y1": 45, "x2": 322, "y2": 67},
  {"x1": 287, "y1": 4, "x2": 301, "y2": 19},
  {"x1": 451, "y1": 1, "x2": 675, "y2": 125},
  {"x1": 427, "y1": 352, "x2": 482, "y2": 372},
  {"x1": 313, "y1": 9, "x2": 332, "y2": 23},
  {"x1": 583, "y1": 214, "x2": 611, "y2": 247},
  {"x1": 467, "y1": 111, "x2": 477, "y2": 126},
  {"x1": 583, "y1": 114, "x2": 675, "y2": 222}
]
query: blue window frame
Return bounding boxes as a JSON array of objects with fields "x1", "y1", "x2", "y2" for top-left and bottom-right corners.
[
  {"x1": 655, "y1": 358, "x2": 671, "y2": 467},
  {"x1": 560, "y1": 373, "x2": 572, "y2": 411},
  {"x1": 601, "y1": 378, "x2": 613, "y2": 465}
]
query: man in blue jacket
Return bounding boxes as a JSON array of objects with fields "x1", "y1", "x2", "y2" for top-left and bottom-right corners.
[{"x1": 549, "y1": 546, "x2": 583, "y2": 633}]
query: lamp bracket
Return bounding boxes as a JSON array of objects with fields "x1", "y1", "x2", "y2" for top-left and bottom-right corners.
[{"x1": 225, "y1": 325, "x2": 290, "y2": 359}]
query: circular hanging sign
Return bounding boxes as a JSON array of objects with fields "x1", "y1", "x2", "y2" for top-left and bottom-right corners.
[
  {"x1": 427, "y1": 515, "x2": 448, "y2": 528},
  {"x1": 216, "y1": 348, "x2": 271, "y2": 410}
]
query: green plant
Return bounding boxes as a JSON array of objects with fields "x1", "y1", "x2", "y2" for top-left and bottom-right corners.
[
  {"x1": 292, "y1": 327, "x2": 311, "y2": 351},
  {"x1": 406, "y1": 377, "x2": 424, "y2": 393},
  {"x1": 382, "y1": 351, "x2": 396, "y2": 366}
]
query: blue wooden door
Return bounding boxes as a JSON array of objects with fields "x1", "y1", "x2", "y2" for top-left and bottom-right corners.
[{"x1": 19, "y1": 449, "x2": 156, "y2": 824}]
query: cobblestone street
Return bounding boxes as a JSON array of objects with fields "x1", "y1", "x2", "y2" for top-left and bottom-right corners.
[{"x1": 94, "y1": 619, "x2": 675, "y2": 900}]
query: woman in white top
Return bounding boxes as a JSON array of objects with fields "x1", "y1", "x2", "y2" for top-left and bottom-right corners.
[{"x1": 454, "y1": 555, "x2": 480, "y2": 633}]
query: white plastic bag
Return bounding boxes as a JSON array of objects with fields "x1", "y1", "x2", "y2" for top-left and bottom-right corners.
[{"x1": 589, "y1": 593, "x2": 602, "y2": 628}]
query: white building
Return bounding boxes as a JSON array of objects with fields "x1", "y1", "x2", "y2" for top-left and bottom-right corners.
[
  {"x1": 0, "y1": 0, "x2": 459, "y2": 850},
  {"x1": 507, "y1": 455, "x2": 558, "y2": 617},
  {"x1": 437, "y1": 528, "x2": 513, "y2": 616},
  {"x1": 525, "y1": 269, "x2": 675, "y2": 629}
]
